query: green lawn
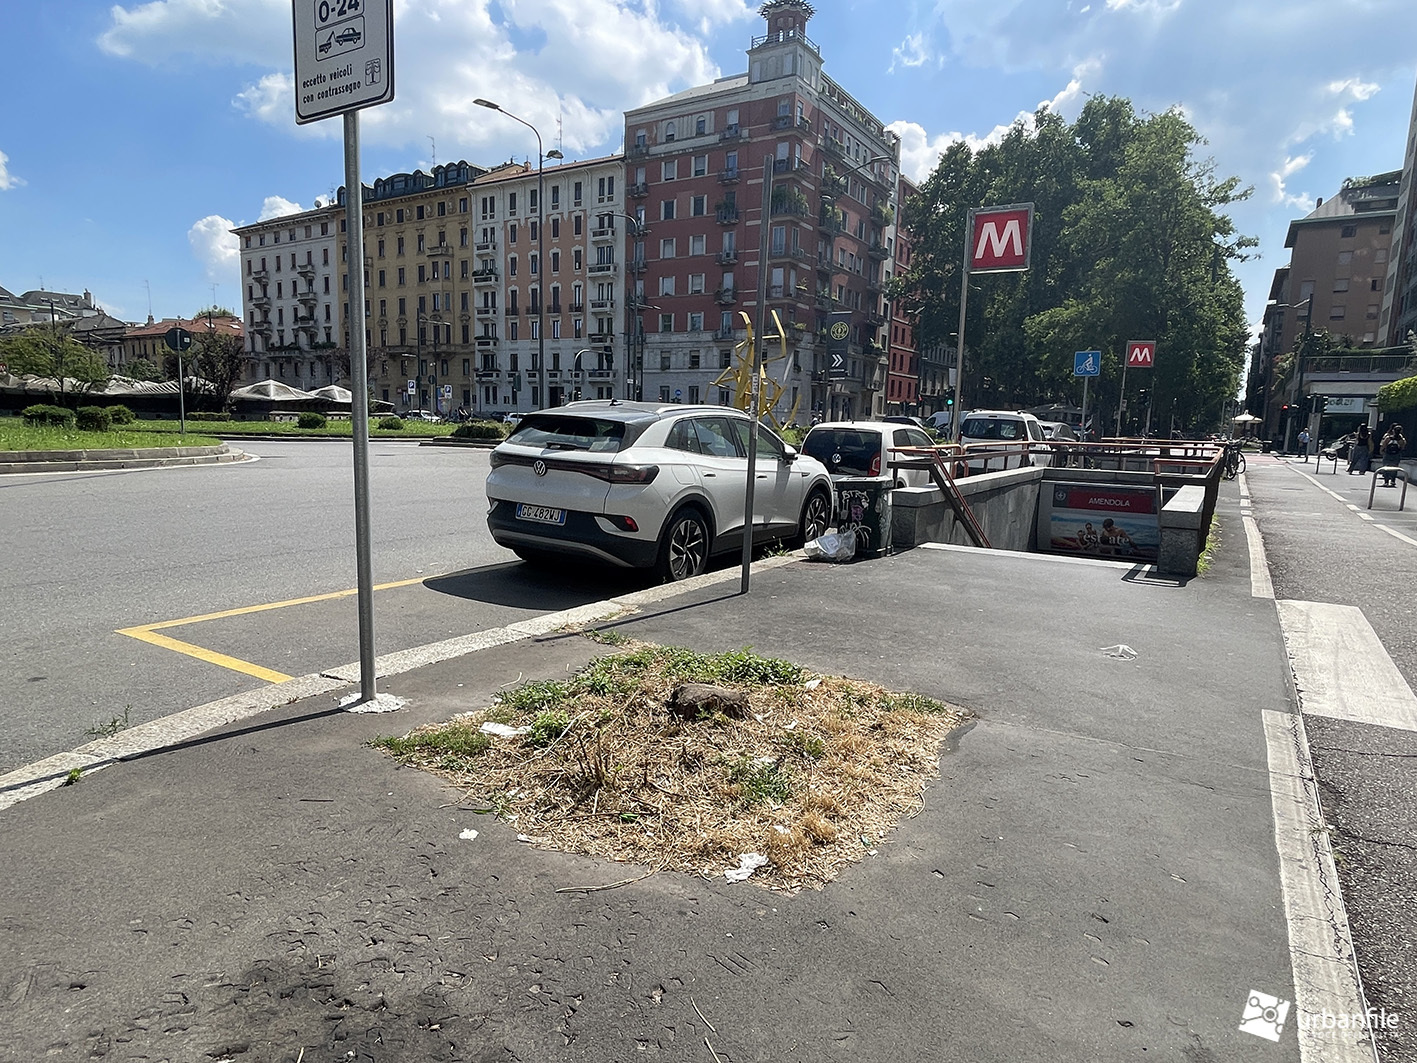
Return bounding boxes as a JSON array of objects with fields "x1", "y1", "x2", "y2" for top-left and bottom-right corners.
[{"x1": 0, "y1": 422, "x2": 222, "y2": 451}]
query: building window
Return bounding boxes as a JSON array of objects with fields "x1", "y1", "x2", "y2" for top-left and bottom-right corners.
[
  {"x1": 661, "y1": 199, "x2": 676, "y2": 221},
  {"x1": 692, "y1": 195, "x2": 706, "y2": 217},
  {"x1": 1340, "y1": 224, "x2": 1357, "y2": 238},
  {"x1": 659, "y1": 313, "x2": 674, "y2": 332},
  {"x1": 661, "y1": 238, "x2": 675, "y2": 259}
]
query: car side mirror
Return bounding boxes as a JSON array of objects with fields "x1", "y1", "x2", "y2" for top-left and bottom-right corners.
[{"x1": 783, "y1": 445, "x2": 799, "y2": 462}]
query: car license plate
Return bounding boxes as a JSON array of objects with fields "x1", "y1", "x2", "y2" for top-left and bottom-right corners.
[{"x1": 516, "y1": 503, "x2": 566, "y2": 525}]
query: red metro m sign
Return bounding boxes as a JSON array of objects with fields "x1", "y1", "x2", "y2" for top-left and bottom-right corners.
[{"x1": 970, "y1": 204, "x2": 1034, "y2": 273}]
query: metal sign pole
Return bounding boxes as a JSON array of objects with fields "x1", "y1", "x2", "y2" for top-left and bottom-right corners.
[
  {"x1": 741, "y1": 154, "x2": 774, "y2": 594},
  {"x1": 952, "y1": 208, "x2": 973, "y2": 442},
  {"x1": 344, "y1": 111, "x2": 377, "y2": 703},
  {"x1": 1081, "y1": 375, "x2": 1089, "y2": 442},
  {"x1": 1116, "y1": 357, "x2": 1129, "y2": 438}
]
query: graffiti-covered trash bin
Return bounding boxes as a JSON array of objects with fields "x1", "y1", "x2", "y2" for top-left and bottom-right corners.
[{"x1": 833, "y1": 477, "x2": 893, "y2": 559}]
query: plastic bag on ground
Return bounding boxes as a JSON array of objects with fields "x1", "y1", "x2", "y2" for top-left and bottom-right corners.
[{"x1": 803, "y1": 528, "x2": 857, "y2": 562}]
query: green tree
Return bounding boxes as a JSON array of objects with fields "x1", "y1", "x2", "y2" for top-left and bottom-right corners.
[
  {"x1": 0, "y1": 327, "x2": 111, "y2": 406},
  {"x1": 192, "y1": 327, "x2": 247, "y2": 412},
  {"x1": 122, "y1": 357, "x2": 164, "y2": 382},
  {"x1": 899, "y1": 97, "x2": 1253, "y2": 435}
]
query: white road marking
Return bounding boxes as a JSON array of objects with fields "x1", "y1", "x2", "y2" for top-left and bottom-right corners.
[
  {"x1": 1276, "y1": 600, "x2": 1417, "y2": 732},
  {"x1": 1243, "y1": 513, "x2": 1275, "y2": 600},
  {"x1": 1263, "y1": 709, "x2": 1379, "y2": 1063},
  {"x1": 1374, "y1": 523, "x2": 1417, "y2": 546}
]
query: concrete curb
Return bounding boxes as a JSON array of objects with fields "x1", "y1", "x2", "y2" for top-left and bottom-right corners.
[{"x1": 0, "y1": 444, "x2": 250, "y2": 475}]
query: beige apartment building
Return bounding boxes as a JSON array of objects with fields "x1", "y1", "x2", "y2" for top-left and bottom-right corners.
[{"x1": 335, "y1": 156, "x2": 625, "y2": 417}]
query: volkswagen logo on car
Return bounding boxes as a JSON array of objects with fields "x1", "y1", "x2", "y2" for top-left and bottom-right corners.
[{"x1": 533, "y1": 459, "x2": 548, "y2": 477}]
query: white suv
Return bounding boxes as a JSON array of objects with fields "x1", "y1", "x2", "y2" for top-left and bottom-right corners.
[
  {"x1": 486, "y1": 401, "x2": 834, "y2": 581},
  {"x1": 959, "y1": 410, "x2": 1052, "y2": 471}
]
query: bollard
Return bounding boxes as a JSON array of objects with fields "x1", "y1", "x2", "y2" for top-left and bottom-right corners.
[{"x1": 1368, "y1": 467, "x2": 1409, "y2": 511}]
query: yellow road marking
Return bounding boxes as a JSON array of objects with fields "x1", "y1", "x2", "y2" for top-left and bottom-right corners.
[
  {"x1": 117, "y1": 627, "x2": 295, "y2": 683},
  {"x1": 116, "y1": 575, "x2": 431, "y2": 682},
  {"x1": 140, "y1": 576, "x2": 427, "y2": 631}
]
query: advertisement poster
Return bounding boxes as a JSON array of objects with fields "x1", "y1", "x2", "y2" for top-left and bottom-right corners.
[{"x1": 1046, "y1": 483, "x2": 1159, "y2": 561}]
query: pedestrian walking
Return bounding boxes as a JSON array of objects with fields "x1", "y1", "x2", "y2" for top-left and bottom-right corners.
[
  {"x1": 1348, "y1": 423, "x2": 1371, "y2": 474},
  {"x1": 1380, "y1": 425, "x2": 1406, "y2": 486},
  {"x1": 1297, "y1": 427, "x2": 1310, "y2": 459}
]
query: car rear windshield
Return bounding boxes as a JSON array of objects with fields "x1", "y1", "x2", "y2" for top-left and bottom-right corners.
[
  {"x1": 507, "y1": 415, "x2": 629, "y2": 452},
  {"x1": 961, "y1": 417, "x2": 1023, "y2": 441},
  {"x1": 802, "y1": 428, "x2": 883, "y2": 476}
]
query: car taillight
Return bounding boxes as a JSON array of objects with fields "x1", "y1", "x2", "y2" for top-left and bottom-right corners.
[
  {"x1": 489, "y1": 451, "x2": 508, "y2": 468},
  {"x1": 606, "y1": 515, "x2": 640, "y2": 532},
  {"x1": 585, "y1": 463, "x2": 660, "y2": 484},
  {"x1": 869, "y1": 453, "x2": 881, "y2": 476}
]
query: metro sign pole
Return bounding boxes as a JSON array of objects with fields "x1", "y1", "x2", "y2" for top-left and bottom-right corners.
[
  {"x1": 293, "y1": 0, "x2": 395, "y2": 706},
  {"x1": 1116, "y1": 339, "x2": 1155, "y2": 438},
  {"x1": 951, "y1": 203, "x2": 1034, "y2": 440}
]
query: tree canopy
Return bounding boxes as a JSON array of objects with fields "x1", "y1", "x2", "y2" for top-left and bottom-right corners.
[
  {"x1": 900, "y1": 96, "x2": 1254, "y2": 434},
  {"x1": 0, "y1": 327, "x2": 111, "y2": 404}
]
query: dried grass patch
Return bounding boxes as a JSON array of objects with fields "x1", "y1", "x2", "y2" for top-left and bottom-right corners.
[{"x1": 374, "y1": 641, "x2": 970, "y2": 891}]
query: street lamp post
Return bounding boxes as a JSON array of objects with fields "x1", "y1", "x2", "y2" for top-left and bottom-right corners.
[
  {"x1": 416, "y1": 309, "x2": 440, "y2": 415},
  {"x1": 475, "y1": 99, "x2": 562, "y2": 410},
  {"x1": 608, "y1": 209, "x2": 650, "y2": 401}
]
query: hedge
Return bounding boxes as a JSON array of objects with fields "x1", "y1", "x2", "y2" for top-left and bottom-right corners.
[
  {"x1": 451, "y1": 420, "x2": 506, "y2": 440},
  {"x1": 108, "y1": 404, "x2": 136, "y2": 425},
  {"x1": 298, "y1": 411, "x2": 328, "y2": 429},
  {"x1": 76, "y1": 406, "x2": 114, "y2": 432},
  {"x1": 21, "y1": 404, "x2": 76, "y2": 427},
  {"x1": 377, "y1": 416, "x2": 405, "y2": 430},
  {"x1": 187, "y1": 411, "x2": 232, "y2": 422},
  {"x1": 1377, "y1": 375, "x2": 1417, "y2": 413}
]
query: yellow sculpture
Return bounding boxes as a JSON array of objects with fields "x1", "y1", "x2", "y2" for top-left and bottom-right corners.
[{"x1": 709, "y1": 309, "x2": 802, "y2": 429}]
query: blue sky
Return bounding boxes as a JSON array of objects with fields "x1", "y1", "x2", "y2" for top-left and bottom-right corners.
[{"x1": 2, "y1": 0, "x2": 1415, "y2": 344}]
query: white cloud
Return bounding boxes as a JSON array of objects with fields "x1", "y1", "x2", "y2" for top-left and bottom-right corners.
[
  {"x1": 1269, "y1": 153, "x2": 1314, "y2": 208},
  {"x1": 0, "y1": 149, "x2": 22, "y2": 190},
  {"x1": 188, "y1": 214, "x2": 240, "y2": 285},
  {"x1": 890, "y1": 32, "x2": 934, "y2": 73},
  {"x1": 1329, "y1": 77, "x2": 1380, "y2": 102},
  {"x1": 101, "y1": 0, "x2": 721, "y2": 158},
  {"x1": 888, "y1": 61, "x2": 1099, "y2": 182},
  {"x1": 257, "y1": 195, "x2": 305, "y2": 221}
]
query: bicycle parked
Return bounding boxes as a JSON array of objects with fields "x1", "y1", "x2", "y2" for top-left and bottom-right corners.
[{"x1": 1222, "y1": 440, "x2": 1246, "y2": 480}]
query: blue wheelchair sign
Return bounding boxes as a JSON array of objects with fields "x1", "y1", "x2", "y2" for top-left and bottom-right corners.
[{"x1": 1074, "y1": 350, "x2": 1101, "y2": 377}]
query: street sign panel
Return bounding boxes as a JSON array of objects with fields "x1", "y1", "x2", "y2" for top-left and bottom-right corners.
[
  {"x1": 1126, "y1": 340, "x2": 1156, "y2": 368},
  {"x1": 163, "y1": 327, "x2": 193, "y2": 352},
  {"x1": 406, "y1": 379, "x2": 416, "y2": 394},
  {"x1": 970, "y1": 203, "x2": 1034, "y2": 273},
  {"x1": 1074, "y1": 350, "x2": 1101, "y2": 377},
  {"x1": 293, "y1": 0, "x2": 394, "y2": 126}
]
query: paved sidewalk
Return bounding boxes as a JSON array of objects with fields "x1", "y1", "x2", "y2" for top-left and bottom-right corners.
[{"x1": 0, "y1": 485, "x2": 1328, "y2": 1062}]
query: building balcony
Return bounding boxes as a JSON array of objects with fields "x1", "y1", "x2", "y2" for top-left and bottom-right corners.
[
  {"x1": 251, "y1": 320, "x2": 272, "y2": 334},
  {"x1": 476, "y1": 305, "x2": 498, "y2": 317},
  {"x1": 872, "y1": 204, "x2": 895, "y2": 228},
  {"x1": 718, "y1": 168, "x2": 740, "y2": 184},
  {"x1": 591, "y1": 298, "x2": 615, "y2": 311},
  {"x1": 713, "y1": 326, "x2": 737, "y2": 340},
  {"x1": 867, "y1": 241, "x2": 889, "y2": 260},
  {"x1": 252, "y1": 293, "x2": 272, "y2": 308},
  {"x1": 504, "y1": 305, "x2": 519, "y2": 316},
  {"x1": 475, "y1": 239, "x2": 497, "y2": 253},
  {"x1": 629, "y1": 181, "x2": 649, "y2": 199},
  {"x1": 570, "y1": 302, "x2": 586, "y2": 313},
  {"x1": 549, "y1": 303, "x2": 562, "y2": 315},
  {"x1": 591, "y1": 226, "x2": 617, "y2": 242},
  {"x1": 715, "y1": 207, "x2": 739, "y2": 225},
  {"x1": 719, "y1": 125, "x2": 743, "y2": 141},
  {"x1": 426, "y1": 243, "x2": 454, "y2": 257},
  {"x1": 629, "y1": 257, "x2": 647, "y2": 274},
  {"x1": 714, "y1": 287, "x2": 737, "y2": 305},
  {"x1": 295, "y1": 263, "x2": 316, "y2": 278},
  {"x1": 588, "y1": 331, "x2": 615, "y2": 343},
  {"x1": 476, "y1": 335, "x2": 499, "y2": 347},
  {"x1": 822, "y1": 138, "x2": 846, "y2": 158},
  {"x1": 628, "y1": 143, "x2": 650, "y2": 159},
  {"x1": 250, "y1": 268, "x2": 269, "y2": 282},
  {"x1": 524, "y1": 304, "x2": 542, "y2": 315},
  {"x1": 716, "y1": 250, "x2": 738, "y2": 266},
  {"x1": 472, "y1": 268, "x2": 500, "y2": 283},
  {"x1": 297, "y1": 291, "x2": 318, "y2": 306},
  {"x1": 588, "y1": 262, "x2": 619, "y2": 274}
]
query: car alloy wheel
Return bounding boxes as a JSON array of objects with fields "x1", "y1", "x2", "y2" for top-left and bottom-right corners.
[
  {"x1": 659, "y1": 509, "x2": 709, "y2": 582},
  {"x1": 797, "y1": 489, "x2": 831, "y2": 545}
]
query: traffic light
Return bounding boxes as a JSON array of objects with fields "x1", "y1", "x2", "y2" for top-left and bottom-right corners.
[
  {"x1": 945, "y1": 395, "x2": 955, "y2": 407},
  {"x1": 1137, "y1": 388, "x2": 1149, "y2": 405},
  {"x1": 1281, "y1": 403, "x2": 1291, "y2": 413}
]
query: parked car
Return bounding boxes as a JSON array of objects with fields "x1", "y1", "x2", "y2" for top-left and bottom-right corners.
[
  {"x1": 801, "y1": 421, "x2": 937, "y2": 489},
  {"x1": 1038, "y1": 420, "x2": 1079, "y2": 442},
  {"x1": 958, "y1": 410, "x2": 1052, "y2": 471},
  {"x1": 403, "y1": 409, "x2": 441, "y2": 422},
  {"x1": 485, "y1": 401, "x2": 834, "y2": 581},
  {"x1": 881, "y1": 415, "x2": 935, "y2": 434}
]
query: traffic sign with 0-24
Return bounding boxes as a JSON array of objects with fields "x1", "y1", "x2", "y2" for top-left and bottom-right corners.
[{"x1": 1073, "y1": 350, "x2": 1101, "y2": 377}]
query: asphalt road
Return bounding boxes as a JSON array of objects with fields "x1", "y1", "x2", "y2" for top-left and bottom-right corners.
[
  {"x1": 1247, "y1": 454, "x2": 1417, "y2": 1062},
  {"x1": 0, "y1": 440, "x2": 647, "y2": 775}
]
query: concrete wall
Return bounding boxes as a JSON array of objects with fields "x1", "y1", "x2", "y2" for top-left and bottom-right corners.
[{"x1": 892, "y1": 466, "x2": 1044, "y2": 552}]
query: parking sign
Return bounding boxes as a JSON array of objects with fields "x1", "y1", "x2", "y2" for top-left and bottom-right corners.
[{"x1": 292, "y1": 0, "x2": 395, "y2": 125}]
